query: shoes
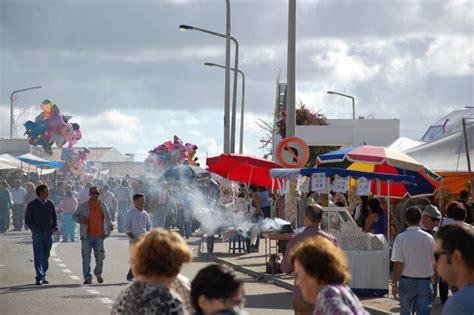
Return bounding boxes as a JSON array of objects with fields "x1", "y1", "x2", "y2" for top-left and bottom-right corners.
[
  {"x1": 96, "y1": 274, "x2": 103, "y2": 284},
  {"x1": 42, "y1": 279, "x2": 49, "y2": 284},
  {"x1": 84, "y1": 279, "x2": 92, "y2": 285},
  {"x1": 35, "y1": 280, "x2": 42, "y2": 285}
]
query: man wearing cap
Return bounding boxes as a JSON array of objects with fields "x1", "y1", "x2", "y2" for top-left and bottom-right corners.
[
  {"x1": 420, "y1": 204, "x2": 444, "y2": 303},
  {"x1": 421, "y1": 205, "x2": 441, "y2": 237}
]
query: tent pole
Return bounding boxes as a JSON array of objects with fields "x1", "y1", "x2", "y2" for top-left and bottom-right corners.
[
  {"x1": 387, "y1": 180, "x2": 391, "y2": 242},
  {"x1": 462, "y1": 118, "x2": 473, "y2": 198}
]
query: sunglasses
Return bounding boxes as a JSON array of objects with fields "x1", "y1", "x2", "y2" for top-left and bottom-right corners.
[
  {"x1": 90, "y1": 192, "x2": 100, "y2": 195},
  {"x1": 434, "y1": 250, "x2": 450, "y2": 262}
]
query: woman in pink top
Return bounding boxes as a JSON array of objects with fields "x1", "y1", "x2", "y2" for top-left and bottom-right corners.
[{"x1": 59, "y1": 191, "x2": 79, "y2": 242}]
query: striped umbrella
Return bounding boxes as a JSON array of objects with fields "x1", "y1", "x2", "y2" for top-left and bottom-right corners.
[{"x1": 317, "y1": 145, "x2": 442, "y2": 198}]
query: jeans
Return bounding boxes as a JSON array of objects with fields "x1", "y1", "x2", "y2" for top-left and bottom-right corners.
[
  {"x1": 0, "y1": 206, "x2": 9, "y2": 232},
  {"x1": 62, "y1": 213, "x2": 76, "y2": 241},
  {"x1": 117, "y1": 201, "x2": 128, "y2": 233},
  {"x1": 81, "y1": 236, "x2": 105, "y2": 280},
  {"x1": 12, "y1": 204, "x2": 25, "y2": 230},
  {"x1": 399, "y1": 277, "x2": 433, "y2": 315},
  {"x1": 32, "y1": 231, "x2": 53, "y2": 281}
]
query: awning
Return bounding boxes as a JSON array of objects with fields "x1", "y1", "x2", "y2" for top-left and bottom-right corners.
[
  {"x1": 17, "y1": 153, "x2": 64, "y2": 169},
  {"x1": 270, "y1": 167, "x2": 415, "y2": 184}
]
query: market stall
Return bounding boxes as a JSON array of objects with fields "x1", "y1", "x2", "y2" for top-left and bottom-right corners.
[{"x1": 269, "y1": 167, "x2": 416, "y2": 296}]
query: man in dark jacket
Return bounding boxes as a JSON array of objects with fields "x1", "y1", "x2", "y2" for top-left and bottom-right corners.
[{"x1": 25, "y1": 184, "x2": 58, "y2": 285}]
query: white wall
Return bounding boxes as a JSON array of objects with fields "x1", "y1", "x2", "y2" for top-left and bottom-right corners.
[{"x1": 296, "y1": 119, "x2": 399, "y2": 147}]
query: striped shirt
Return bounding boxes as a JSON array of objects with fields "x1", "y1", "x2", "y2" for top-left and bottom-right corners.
[{"x1": 124, "y1": 208, "x2": 151, "y2": 238}]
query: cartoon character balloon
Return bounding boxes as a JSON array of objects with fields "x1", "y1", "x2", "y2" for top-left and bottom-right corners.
[{"x1": 24, "y1": 99, "x2": 82, "y2": 154}]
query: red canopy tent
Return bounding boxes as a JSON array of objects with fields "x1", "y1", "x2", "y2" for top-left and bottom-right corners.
[{"x1": 206, "y1": 154, "x2": 281, "y2": 188}]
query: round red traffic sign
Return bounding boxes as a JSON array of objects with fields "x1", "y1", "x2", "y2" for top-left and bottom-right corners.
[{"x1": 277, "y1": 137, "x2": 310, "y2": 168}]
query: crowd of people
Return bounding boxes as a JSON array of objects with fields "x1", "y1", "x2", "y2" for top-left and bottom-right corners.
[{"x1": 0, "y1": 173, "x2": 473, "y2": 315}]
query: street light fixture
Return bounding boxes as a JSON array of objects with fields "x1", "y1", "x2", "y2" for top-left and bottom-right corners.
[
  {"x1": 327, "y1": 91, "x2": 356, "y2": 120},
  {"x1": 179, "y1": 20, "x2": 239, "y2": 154},
  {"x1": 10, "y1": 86, "x2": 42, "y2": 139},
  {"x1": 205, "y1": 62, "x2": 246, "y2": 154}
]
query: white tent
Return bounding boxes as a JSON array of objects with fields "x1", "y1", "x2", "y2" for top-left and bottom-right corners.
[
  {"x1": 404, "y1": 124, "x2": 473, "y2": 173},
  {"x1": 388, "y1": 137, "x2": 425, "y2": 153},
  {"x1": 0, "y1": 154, "x2": 37, "y2": 173}
]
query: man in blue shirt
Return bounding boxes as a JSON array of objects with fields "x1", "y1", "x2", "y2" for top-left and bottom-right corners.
[
  {"x1": 434, "y1": 224, "x2": 474, "y2": 315},
  {"x1": 25, "y1": 184, "x2": 58, "y2": 285}
]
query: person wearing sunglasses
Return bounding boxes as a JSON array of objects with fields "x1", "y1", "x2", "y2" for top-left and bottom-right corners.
[
  {"x1": 73, "y1": 186, "x2": 113, "y2": 284},
  {"x1": 434, "y1": 224, "x2": 474, "y2": 314},
  {"x1": 391, "y1": 206, "x2": 436, "y2": 315}
]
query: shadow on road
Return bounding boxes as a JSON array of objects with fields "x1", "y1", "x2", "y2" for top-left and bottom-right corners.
[
  {"x1": 245, "y1": 292, "x2": 293, "y2": 310},
  {"x1": 0, "y1": 283, "x2": 81, "y2": 294}
]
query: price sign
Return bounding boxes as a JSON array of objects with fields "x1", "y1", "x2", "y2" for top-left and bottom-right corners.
[
  {"x1": 311, "y1": 173, "x2": 326, "y2": 192},
  {"x1": 357, "y1": 177, "x2": 372, "y2": 196},
  {"x1": 333, "y1": 175, "x2": 348, "y2": 193}
]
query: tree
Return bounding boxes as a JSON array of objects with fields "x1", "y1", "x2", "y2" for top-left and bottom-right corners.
[{"x1": 259, "y1": 101, "x2": 339, "y2": 165}]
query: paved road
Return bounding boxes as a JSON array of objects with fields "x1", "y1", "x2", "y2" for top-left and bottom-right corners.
[{"x1": 0, "y1": 231, "x2": 293, "y2": 315}]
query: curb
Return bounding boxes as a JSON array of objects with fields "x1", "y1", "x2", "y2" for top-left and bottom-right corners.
[{"x1": 198, "y1": 250, "x2": 392, "y2": 315}]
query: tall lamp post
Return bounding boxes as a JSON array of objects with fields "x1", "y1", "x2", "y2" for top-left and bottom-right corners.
[
  {"x1": 179, "y1": 22, "x2": 239, "y2": 153},
  {"x1": 204, "y1": 62, "x2": 245, "y2": 154},
  {"x1": 10, "y1": 86, "x2": 42, "y2": 139},
  {"x1": 286, "y1": 0, "x2": 296, "y2": 138},
  {"x1": 327, "y1": 91, "x2": 356, "y2": 119}
]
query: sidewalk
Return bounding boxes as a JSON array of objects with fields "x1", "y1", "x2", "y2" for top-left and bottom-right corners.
[{"x1": 197, "y1": 237, "x2": 444, "y2": 315}]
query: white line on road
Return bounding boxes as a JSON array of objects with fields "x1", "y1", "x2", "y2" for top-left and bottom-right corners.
[
  {"x1": 51, "y1": 242, "x2": 59, "y2": 257},
  {"x1": 69, "y1": 275, "x2": 81, "y2": 280},
  {"x1": 57, "y1": 263, "x2": 66, "y2": 267},
  {"x1": 52, "y1": 258, "x2": 62, "y2": 262},
  {"x1": 62, "y1": 269, "x2": 72, "y2": 273},
  {"x1": 99, "y1": 298, "x2": 113, "y2": 304},
  {"x1": 87, "y1": 289, "x2": 100, "y2": 295}
]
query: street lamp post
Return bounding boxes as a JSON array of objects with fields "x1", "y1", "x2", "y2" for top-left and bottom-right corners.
[
  {"x1": 204, "y1": 62, "x2": 245, "y2": 154},
  {"x1": 286, "y1": 0, "x2": 296, "y2": 138},
  {"x1": 10, "y1": 86, "x2": 42, "y2": 139},
  {"x1": 327, "y1": 91, "x2": 356, "y2": 119},
  {"x1": 179, "y1": 22, "x2": 239, "y2": 153}
]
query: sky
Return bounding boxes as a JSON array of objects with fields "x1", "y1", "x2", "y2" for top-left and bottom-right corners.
[{"x1": 1, "y1": 0, "x2": 473, "y2": 163}]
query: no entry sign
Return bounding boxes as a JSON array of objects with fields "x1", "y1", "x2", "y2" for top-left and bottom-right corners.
[{"x1": 277, "y1": 137, "x2": 310, "y2": 168}]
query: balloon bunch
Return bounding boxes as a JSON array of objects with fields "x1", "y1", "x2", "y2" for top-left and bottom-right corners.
[
  {"x1": 62, "y1": 148, "x2": 90, "y2": 178},
  {"x1": 24, "y1": 99, "x2": 82, "y2": 155},
  {"x1": 145, "y1": 135, "x2": 198, "y2": 172}
]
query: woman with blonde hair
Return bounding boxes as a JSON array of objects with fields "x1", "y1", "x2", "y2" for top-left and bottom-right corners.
[
  {"x1": 112, "y1": 228, "x2": 192, "y2": 314},
  {"x1": 290, "y1": 236, "x2": 368, "y2": 314}
]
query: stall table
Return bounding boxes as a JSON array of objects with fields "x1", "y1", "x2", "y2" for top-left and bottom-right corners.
[{"x1": 263, "y1": 232, "x2": 293, "y2": 264}]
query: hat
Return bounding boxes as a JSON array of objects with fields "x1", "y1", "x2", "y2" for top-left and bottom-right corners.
[{"x1": 423, "y1": 205, "x2": 442, "y2": 220}]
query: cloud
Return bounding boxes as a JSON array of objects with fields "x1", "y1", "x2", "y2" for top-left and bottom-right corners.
[
  {"x1": 0, "y1": 0, "x2": 472, "y2": 161},
  {"x1": 75, "y1": 110, "x2": 140, "y2": 145}
]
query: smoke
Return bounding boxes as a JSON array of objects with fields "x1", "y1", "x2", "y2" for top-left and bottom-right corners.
[{"x1": 159, "y1": 168, "x2": 290, "y2": 235}]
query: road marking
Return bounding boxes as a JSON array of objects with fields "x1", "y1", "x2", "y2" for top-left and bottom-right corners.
[
  {"x1": 62, "y1": 269, "x2": 72, "y2": 273},
  {"x1": 0, "y1": 264, "x2": 5, "y2": 267},
  {"x1": 57, "y1": 263, "x2": 66, "y2": 267},
  {"x1": 99, "y1": 298, "x2": 113, "y2": 304},
  {"x1": 69, "y1": 275, "x2": 81, "y2": 280},
  {"x1": 51, "y1": 242, "x2": 59, "y2": 257},
  {"x1": 87, "y1": 289, "x2": 100, "y2": 295},
  {"x1": 52, "y1": 258, "x2": 62, "y2": 262}
]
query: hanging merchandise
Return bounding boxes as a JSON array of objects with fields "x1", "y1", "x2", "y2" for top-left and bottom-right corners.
[{"x1": 297, "y1": 176, "x2": 310, "y2": 193}]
